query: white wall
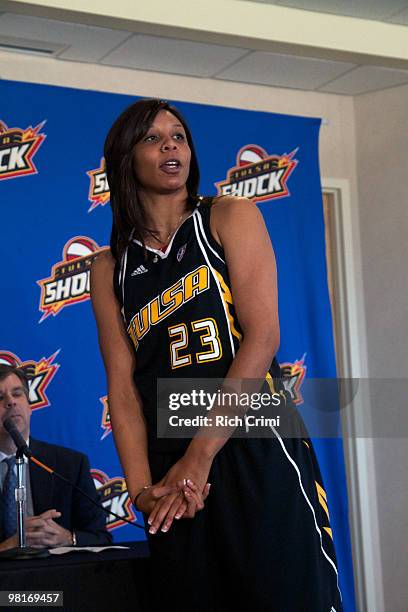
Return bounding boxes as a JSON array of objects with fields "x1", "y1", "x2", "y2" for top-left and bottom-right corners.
[{"x1": 354, "y1": 83, "x2": 408, "y2": 612}]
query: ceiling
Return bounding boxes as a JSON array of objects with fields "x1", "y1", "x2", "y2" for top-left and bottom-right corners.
[{"x1": 0, "y1": 0, "x2": 408, "y2": 96}]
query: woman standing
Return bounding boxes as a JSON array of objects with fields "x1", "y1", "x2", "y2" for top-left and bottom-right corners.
[{"x1": 91, "y1": 98, "x2": 343, "y2": 611}]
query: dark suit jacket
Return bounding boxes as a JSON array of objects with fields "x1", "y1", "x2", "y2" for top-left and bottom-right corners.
[{"x1": 29, "y1": 438, "x2": 112, "y2": 546}]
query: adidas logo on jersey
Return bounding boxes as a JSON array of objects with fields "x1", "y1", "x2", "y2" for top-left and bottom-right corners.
[{"x1": 131, "y1": 265, "x2": 149, "y2": 276}]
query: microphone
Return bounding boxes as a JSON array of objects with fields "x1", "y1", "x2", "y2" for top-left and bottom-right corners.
[{"x1": 3, "y1": 418, "x2": 32, "y2": 457}]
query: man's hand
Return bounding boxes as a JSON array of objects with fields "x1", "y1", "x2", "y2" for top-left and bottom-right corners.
[
  {"x1": 25, "y1": 509, "x2": 73, "y2": 548},
  {"x1": 0, "y1": 509, "x2": 73, "y2": 550}
]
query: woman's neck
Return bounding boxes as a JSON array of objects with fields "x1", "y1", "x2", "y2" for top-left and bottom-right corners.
[{"x1": 140, "y1": 189, "x2": 190, "y2": 230}]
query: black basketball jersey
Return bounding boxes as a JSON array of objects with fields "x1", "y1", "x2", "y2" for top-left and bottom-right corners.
[
  {"x1": 114, "y1": 197, "x2": 281, "y2": 449},
  {"x1": 114, "y1": 199, "x2": 344, "y2": 611}
]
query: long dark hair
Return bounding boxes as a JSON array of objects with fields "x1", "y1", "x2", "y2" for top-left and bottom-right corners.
[{"x1": 104, "y1": 98, "x2": 200, "y2": 263}]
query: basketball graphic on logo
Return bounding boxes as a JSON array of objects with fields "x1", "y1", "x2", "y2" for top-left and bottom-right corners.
[
  {"x1": 0, "y1": 352, "x2": 19, "y2": 367},
  {"x1": 237, "y1": 145, "x2": 267, "y2": 167},
  {"x1": 64, "y1": 237, "x2": 98, "y2": 261}
]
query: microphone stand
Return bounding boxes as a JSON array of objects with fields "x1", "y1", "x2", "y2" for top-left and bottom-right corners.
[
  {"x1": 16, "y1": 453, "x2": 26, "y2": 548},
  {"x1": 0, "y1": 447, "x2": 48, "y2": 559}
]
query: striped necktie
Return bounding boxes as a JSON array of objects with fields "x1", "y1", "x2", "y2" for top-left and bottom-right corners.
[{"x1": 2, "y1": 456, "x2": 17, "y2": 539}]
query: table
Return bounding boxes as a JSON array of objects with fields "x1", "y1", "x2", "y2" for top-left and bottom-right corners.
[{"x1": 0, "y1": 542, "x2": 151, "y2": 611}]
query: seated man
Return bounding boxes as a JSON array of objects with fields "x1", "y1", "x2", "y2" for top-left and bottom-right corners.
[{"x1": 0, "y1": 364, "x2": 112, "y2": 550}]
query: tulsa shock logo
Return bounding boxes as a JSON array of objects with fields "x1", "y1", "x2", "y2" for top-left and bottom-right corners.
[
  {"x1": 0, "y1": 350, "x2": 59, "y2": 410},
  {"x1": 38, "y1": 237, "x2": 108, "y2": 322},
  {"x1": 92, "y1": 469, "x2": 137, "y2": 530},
  {"x1": 0, "y1": 120, "x2": 46, "y2": 181},
  {"x1": 215, "y1": 144, "x2": 298, "y2": 203},
  {"x1": 87, "y1": 157, "x2": 110, "y2": 212},
  {"x1": 280, "y1": 354, "x2": 307, "y2": 404}
]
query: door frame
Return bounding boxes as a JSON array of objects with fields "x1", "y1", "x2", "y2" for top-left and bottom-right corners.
[{"x1": 321, "y1": 178, "x2": 385, "y2": 612}]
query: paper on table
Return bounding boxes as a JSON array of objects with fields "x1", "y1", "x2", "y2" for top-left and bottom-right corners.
[{"x1": 49, "y1": 545, "x2": 130, "y2": 555}]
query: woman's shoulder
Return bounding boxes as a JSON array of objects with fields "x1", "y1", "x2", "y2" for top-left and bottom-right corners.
[
  {"x1": 92, "y1": 248, "x2": 115, "y2": 268},
  {"x1": 204, "y1": 195, "x2": 261, "y2": 226},
  {"x1": 200, "y1": 194, "x2": 255, "y2": 220},
  {"x1": 201, "y1": 194, "x2": 252, "y2": 210},
  {"x1": 199, "y1": 196, "x2": 261, "y2": 248},
  {"x1": 90, "y1": 248, "x2": 122, "y2": 304},
  {"x1": 90, "y1": 248, "x2": 116, "y2": 278}
]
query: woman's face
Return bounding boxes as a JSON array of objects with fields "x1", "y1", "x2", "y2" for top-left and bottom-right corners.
[{"x1": 133, "y1": 109, "x2": 191, "y2": 195}]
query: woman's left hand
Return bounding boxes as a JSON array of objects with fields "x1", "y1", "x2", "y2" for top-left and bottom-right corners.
[{"x1": 147, "y1": 453, "x2": 213, "y2": 534}]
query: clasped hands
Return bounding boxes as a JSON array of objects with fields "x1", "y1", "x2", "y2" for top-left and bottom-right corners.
[
  {"x1": 0, "y1": 509, "x2": 73, "y2": 551},
  {"x1": 135, "y1": 453, "x2": 212, "y2": 535}
]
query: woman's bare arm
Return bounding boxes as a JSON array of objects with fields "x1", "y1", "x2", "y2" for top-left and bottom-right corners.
[
  {"x1": 214, "y1": 195, "x2": 280, "y2": 370},
  {"x1": 186, "y1": 195, "x2": 280, "y2": 460},
  {"x1": 90, "y1": 250, "x2": 152, "y2": 501}
]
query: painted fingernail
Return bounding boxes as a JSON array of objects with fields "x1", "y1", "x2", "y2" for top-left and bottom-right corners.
[
  {"x1": 175, "y1": 514, "x2": 181, "y2": 519},
  {"x1": 147, "y1": 518, "x2": 153, "y2": 525},
  {"x1": 161, "y1": 526, "x2": 169, "y2": 532},
  {"x1": 187, "y1": 479, "x2": 194, "y2": 486},
  {"x1": 149, "y1": 527, "x2": 156, "y2": 534}
]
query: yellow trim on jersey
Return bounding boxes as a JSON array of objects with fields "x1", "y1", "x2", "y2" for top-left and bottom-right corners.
[
  {"x1": 315, "y1": 481, "x2": 333, "y2": 539},
  {"x1": 265, "y1": 372, "x2": 276, "y2": 394},
  {"x1": 319, "y1": 496, "x2": 330, "y2": 521},
  {"x1": 213, "y1": 270, "x2": 243, "y2": 343},
  {"x1": 265, "y1": 373, "x2": 288, "y2": 406},
  {"x1": 303, "y1": 440, "x2": 310, "y2": 449},
  {"x1": 316, "y1": 481, "x2": 328, "y2": 502},
  {"x1": 316, "y1": 481, "x2": 333, "y2": 539}
]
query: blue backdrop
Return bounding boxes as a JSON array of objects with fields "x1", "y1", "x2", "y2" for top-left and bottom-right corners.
[{"x1": 0, "y1": 79, "x2": 355, "y2": 610}]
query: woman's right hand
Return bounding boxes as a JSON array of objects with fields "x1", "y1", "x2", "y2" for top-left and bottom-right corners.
[
  {"x1": 135, "y1": 480, "x2": 211, "y2": 529},
  {"x1": 134, "y1": 483, "x2": 180, "y2": 514}
]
